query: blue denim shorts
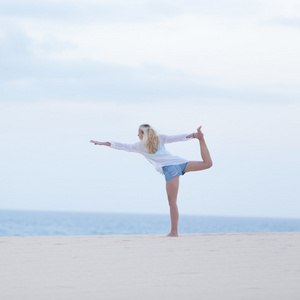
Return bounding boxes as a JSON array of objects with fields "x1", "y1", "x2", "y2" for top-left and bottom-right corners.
[{"x1": 162, "y1": 162, "x2": 188, "y2": 182}]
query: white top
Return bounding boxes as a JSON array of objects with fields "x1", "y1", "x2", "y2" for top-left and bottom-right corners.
[{"x1": 110, "y1": 134, "x2": 192, "y2": 174}]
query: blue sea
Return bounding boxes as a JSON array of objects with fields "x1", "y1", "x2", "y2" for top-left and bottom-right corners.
[{"x1": 0, "y1": 210, "x2": 300, "y2": 236}]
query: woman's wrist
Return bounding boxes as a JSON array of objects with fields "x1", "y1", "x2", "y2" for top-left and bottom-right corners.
[{"x1": 186, "y1": 133, "x2": 195, "y2": 139}]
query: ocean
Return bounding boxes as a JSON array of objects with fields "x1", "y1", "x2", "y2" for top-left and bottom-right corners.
[{"x1": 1, "y1": 210, "x2": 300, "y2": 236}]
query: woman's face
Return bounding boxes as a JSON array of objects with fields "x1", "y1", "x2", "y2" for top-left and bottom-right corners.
[{"x1": 138, "y1": 129, "x2": 144, "y2": 140}]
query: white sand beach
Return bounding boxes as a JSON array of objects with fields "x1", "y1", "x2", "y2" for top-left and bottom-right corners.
[{"x1": 1, "y1": 232, "x2": 300, "y2": 300}]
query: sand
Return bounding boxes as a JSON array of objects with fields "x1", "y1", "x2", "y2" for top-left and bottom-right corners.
[{"x1": 1, "y1": 232, "x2": 300, "y2": 299}]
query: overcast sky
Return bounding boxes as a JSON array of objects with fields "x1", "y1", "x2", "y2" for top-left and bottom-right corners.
[{"x1": 1, "y1": 0, "x2": 299, "y2": 218}]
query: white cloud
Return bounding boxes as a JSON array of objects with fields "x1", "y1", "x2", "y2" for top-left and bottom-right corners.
[
  {"x1": 3, "y1": 26, "x2": 292, "y2": 104},
  {"x1": 13, "y1": 9, "x2": 300, "y2": 87},
  {"x1": 1, "y1": 0, "x2": 300, "y2": 99}
]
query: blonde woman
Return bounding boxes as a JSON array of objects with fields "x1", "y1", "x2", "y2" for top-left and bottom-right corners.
[{"x1": 90, "y1": 124, "x2": 212, "y2": 237}]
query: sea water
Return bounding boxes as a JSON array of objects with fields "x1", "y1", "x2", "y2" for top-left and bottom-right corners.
[{"x1": 0, "y1": 210, "x2": 300, "y2": 236}]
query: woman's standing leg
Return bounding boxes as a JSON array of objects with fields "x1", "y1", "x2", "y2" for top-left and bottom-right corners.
[
  {"x1": 166, "y1": 176, "x2": 180, "y2": 237},
  {"x1": 185, "y1": 126, "x2": 213, "y2": 172}
]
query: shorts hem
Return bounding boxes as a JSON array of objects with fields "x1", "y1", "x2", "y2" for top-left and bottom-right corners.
[{"x1": 162, "y1": 162, "x2": 188, "y2": 182}]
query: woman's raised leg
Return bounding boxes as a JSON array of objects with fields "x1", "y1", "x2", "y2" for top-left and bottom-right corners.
[
  {"x1": 166, "y1": 176, "x2": 180, "y2": 237},
  {"x1": 185, "y1": 126, "x2": 213, "y2": 172}
]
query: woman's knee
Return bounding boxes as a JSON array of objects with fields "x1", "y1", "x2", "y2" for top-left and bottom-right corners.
[
  {"x1": 168, "y1": 197, "x2": 177, "y2": 207},
  {"x1": 205, "y1": 161, "x2": 213, "y2": 169}
]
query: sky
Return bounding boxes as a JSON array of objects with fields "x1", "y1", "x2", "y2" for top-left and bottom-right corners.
[{"x1": 1, "y1": 0, "x2": 300, "y2": 218}]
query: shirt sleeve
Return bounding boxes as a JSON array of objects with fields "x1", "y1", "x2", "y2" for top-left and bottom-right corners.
[
  {"x1": 109, "y1": 141, "x2": 141, "y2": 153},
  {"x1": 159, "y1": 134, "x2": 192, "y2": 144}
]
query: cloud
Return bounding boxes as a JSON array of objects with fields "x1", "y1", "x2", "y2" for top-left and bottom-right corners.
[
  {"x1": 268, "y1": 16, "x2": 300, "y2": 27},
  {"x1": 6, "y1": 9, "x2": 299, "y2": 87},
  {"x1": 1, "y1": 1, "x2": 300, "y2": 103},
  {"x1": 0, "y1": 0, "x2": 174, "y2": 23},
  {"x1": 2, "y1": 25, "x2": 295, "y2": 103},
  {"x1": 0, "y1": 0, "x2": 264, "y2": 23}
]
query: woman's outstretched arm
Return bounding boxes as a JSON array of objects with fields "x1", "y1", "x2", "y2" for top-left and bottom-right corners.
[
  {"x1": 90, "y1": 140, "x2": 111, "y2": 146},
  {"x1": 90, "y1": 140, "x2": 140, "y2": 153}
]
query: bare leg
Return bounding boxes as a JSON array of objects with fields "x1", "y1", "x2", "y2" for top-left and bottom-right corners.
[
  {"x1": 166, "y1": 176, "x2": 180, "y2": 237},
  {"x1": 185, "y1": 126, "x2": 213, "y2": 172}
]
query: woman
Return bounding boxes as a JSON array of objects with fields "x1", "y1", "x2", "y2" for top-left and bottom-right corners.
[{"x1": 90, "y1": 124, "x2": 212, "y2": 237}]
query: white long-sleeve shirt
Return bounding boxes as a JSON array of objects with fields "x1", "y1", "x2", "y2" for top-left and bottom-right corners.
[{"x1": 109, "y1": 134, "x2": 192, "y2": 174}]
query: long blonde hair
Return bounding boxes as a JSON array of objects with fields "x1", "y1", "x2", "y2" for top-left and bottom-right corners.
[{"x1": 139, "y1": 124, "x2": 159, "y2": 154}]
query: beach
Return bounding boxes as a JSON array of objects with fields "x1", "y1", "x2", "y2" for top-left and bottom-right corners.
[{"x1": 1, "y1": 232, "x2": 300, "y2": 299}]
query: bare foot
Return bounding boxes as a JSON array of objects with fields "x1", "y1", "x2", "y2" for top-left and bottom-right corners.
[
  {"x1": 194, "y1": 126, "x2": 204, "y2": 140},
  {"x1": 167, "y1": 232, "x2": 179, "y2": 237}
]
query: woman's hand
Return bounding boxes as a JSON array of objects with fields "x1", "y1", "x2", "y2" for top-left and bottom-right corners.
[
  {"x1": 90, "y1": 140, "x2": 111, "y2": 146},
  {"x1": 90, "y1": 140, "x2": 100, "y2": 145},
  {"x1": 186, "y1": 126, "x2": 204, "y2": 140}
]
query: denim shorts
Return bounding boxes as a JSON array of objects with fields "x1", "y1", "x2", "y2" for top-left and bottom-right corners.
[{"x1": 162, "y1": 162, "x2": 188, "y2": 182}]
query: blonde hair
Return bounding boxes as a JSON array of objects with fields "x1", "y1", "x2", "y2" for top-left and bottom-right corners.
[{"x1": 139, "y1": 124, "x2": 159, "y2": 154}]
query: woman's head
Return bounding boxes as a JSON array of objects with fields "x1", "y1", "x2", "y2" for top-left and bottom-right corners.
[
  {"x1": 138, "y1": 124, "x2": 159, "y2": 154},
  {"x1": 138, "y1": 124, "x2": 150, "y2": 141}
]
